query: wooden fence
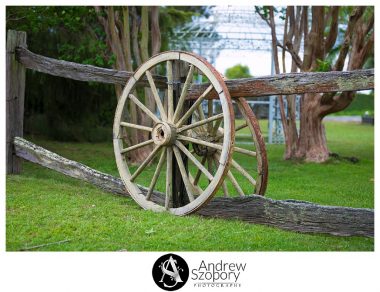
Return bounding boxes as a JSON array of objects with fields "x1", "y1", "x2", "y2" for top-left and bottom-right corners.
[{"x1": 6, "y1": 30, "x2": 375, "y2": 237}]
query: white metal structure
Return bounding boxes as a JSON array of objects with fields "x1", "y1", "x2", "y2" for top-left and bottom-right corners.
[{"x1": 170, "y1": 6, "x2": 292, "y2": 144}]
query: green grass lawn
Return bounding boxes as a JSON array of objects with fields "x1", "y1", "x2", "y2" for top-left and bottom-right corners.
[{"x1": 6, "y1": 121, "x2": 374, "y2": 251}]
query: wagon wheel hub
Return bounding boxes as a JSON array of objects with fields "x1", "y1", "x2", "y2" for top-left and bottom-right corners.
[{"x1": 152, "y1": 122, "x2": 177, "y2": 146}]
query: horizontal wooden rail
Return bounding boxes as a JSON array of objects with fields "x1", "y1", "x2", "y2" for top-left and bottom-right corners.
[
  {"x1": 15, "y1": 46, "x2": 167, "y2": 88},
  {"x1": 13, "y1": 137, "x2": 374, "y2": 237},
  {"x1": 189, "y1": 69, "x2": 374, "y2": 99},
  {"x1": 16, "y1": 47, "x2": 374, "y2": 98}
]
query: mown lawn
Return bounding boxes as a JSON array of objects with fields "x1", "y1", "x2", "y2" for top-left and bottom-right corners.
[{"x1": 6, "y1": 121, "x2": 374, "y2": 251}]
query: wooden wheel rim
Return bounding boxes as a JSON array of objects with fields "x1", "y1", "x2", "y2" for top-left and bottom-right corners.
[
  {"x1": 199, "y1": 97, "x2": 268, "y2": 198},
  {"x1": 113, "y1": 51, "x2": 235, "y2": 215},
  {"x1": 235, "y1": 97, "x2": 268, "y2": 195}
]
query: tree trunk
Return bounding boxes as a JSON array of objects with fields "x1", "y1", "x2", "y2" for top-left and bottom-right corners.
[
  {"x1": 296, "y1": 93, "x2": 329, "y2": 162},
  {"x1": 284, "y1": 95, "x2": 299, "y2": 159},
  {"x1": 260, "y1": 5, "x2": 373, "y2": 163},
  {"x1": 151, "y1": 7, "x2": 161, "y2": 56},
  {"x1": 127, "y1": 6, "x2": 156, "y2": 164}
]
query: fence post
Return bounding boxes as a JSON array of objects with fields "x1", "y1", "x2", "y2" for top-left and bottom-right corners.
[
  {"x1": 6, "y1": 30, "x2": 27, "y2": 174},
  {"x1": 172, "y1": 60, "x2": 189, "y2": 207}
]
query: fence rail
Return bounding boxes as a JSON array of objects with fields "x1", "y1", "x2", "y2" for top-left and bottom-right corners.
[
  {"x1": 16, "y1": 46, "x2": 167, "y2": 87},
  {"x1": 14, "y1": 137, "x2": 374, "y2": 237},
  {"x1": 16, "y1": 46, "x2": 374, "y2": 98}
]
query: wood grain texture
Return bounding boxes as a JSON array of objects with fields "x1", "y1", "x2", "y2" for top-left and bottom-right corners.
[
  {"x1": 6, "y1": 30, "x2": 27, "y2": 174},
  {"x1": 16, "y1": 46, "x2": 167, "y2": 88},
  {"x1": 13, "y1": 137, "x2": 374, "y2": 237},
  {"x1": 16, "y1": 47, "x2": 373, "y2": 97},
  {"x1": 187, "y1": 69, "x2": 374, "y2": 99}
]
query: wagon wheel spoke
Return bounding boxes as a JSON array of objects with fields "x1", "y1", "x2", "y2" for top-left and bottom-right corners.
[
  {"x1": 236, "y1": 122, "x2": 248, "y2": 132},
  {"x1": 195, "y1": 101, "x2": 207, "y2": 131},
  {"x1": 207, "y1": 156, "x2": 214, "y2": 183},
  {"x1": 189, "y1": 173, "x2": 203, "y2": 195},
  {"x1": 177, "y1": 135, "x2": 223, "y2": 151},
  {"x1": 214, "y1": 122, "x2": 248, "y2": 141},
  {"x1": 176, "y1": 84, "x2": 214, "y2": 127},
  {"x1": 233, "y1": 147, "x2": 257, "y2": 157},
  {"x1": 197, "y1": 103, "x2": 206, "y2": 121},
  {"x1": 192, "y1": 109, "x2": 207, "y2": 134},
  {"x1": 221, "y1": 180, "x2": 229, "y2": 197},
  {"x1": 120, "y1": 139, "x2": 154, "y2": 154},
  {"x1": 166, "y1": 61, "x2": 174, "y2": 121},
  {"x1": 146, "y1": 148, "x2": 167, "y2": 201},
  {"x1": 172, "y1": 146, "x2": 195, "y2": 202},
  {"x1": 212, "y1": 156, "x2": 229, "y2": 197},
  {"x1": 130, "y1": 145, "x2": 162, "y2": 182},
  {"x1": 207, "y1": 99, "x2": 213, "y2": 133},
  {"x1": 165, "y1": 147, "x2": 173, "y2": 210},
  {"x1": 128, "y1": 94, "x2": 160, "y2": 124},
  {"x1": 211, "y1": 118, "x2": 223, "y2": 136},
  {"x1": 145, "y1": 70, "x2": 167, "y2": 121},
  {"x1": 175, "y1": 141, "x2": 213, "y2": 180},
  {"x1": 120, "y1": 122, "x2": 152, "y2": 132},
  {"x1": 230, "y1": 158, "x2": 256, "y2": 187},
  {"x1": 193, "y1": 155, "x2": 207, "y2": 186},
  {"x1": 226, "y1": 170, "x2": 245, "y2": 197},
  {"x1": 214, "y1": 153, "x2": 244, "y2": 197},
  {"x1": 177, "y1": 113, "x2": 223, "y2": 133},
  {"x1": 214, "y1": 129, "x2": 257, "y2": 156},
  {"x1": 172, "y1": 64, "x2": 195, "y2": 123}
]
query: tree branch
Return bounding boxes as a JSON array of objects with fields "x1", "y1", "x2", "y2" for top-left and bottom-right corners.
[
  {"x1": 140, "y1": 6, "x2": 149, "y2": 62},
  {"x1": 309, "y1": 6, "x2": 325, "y2": 71},
  {"x1": 320, "y1": 91, "x2": 356, "y2": 117},
  {"x1": 255, "y1": 6, "x2": 271, "y2": 26},
  {"x1": 325, "y1": 7, "x2": 339, "y2": 52},
  {"x1": 107, "y1": 6, "x2": 126, "y2": 70},
  {"x1": 333, "y1": 7, "x2": 366, "y2": 71},
  {"x1": 268, "y1": 7, "x2": 290, "y2": 145},
  {"x1": 151, "y1": 6, "x2": 161, "y2": 56},
  {"x1": 94, "y1": 6, "x2": 112, "y2": 54},
  {"x1": 131, "y1": 6, "x2": 142, "y2": 66},
  {"x1": 121, "y1": 7, "x2": 133, "y2": 71},
  {"x1": 282, "y1": 7, "x2": 289, "y2": 73},
  {"x1": 363, "y1": 11, "x2": 374, "y2": 36},
  {"x1": 290, "y1": 6, "x2": 303, "y2": 72},
  {"x1": 277, "y1": 41, "x2": 303, "y2": 69}
]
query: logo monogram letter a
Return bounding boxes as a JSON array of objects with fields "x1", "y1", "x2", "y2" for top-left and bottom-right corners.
[{"x1": 160, "y1": 256, "x2": 183, "y2": 288}]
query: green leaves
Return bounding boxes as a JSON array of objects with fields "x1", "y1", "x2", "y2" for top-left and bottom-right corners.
[
  {"x1": 315, "y1": 59, "x2": 332, "y2": 72},
  {"x1": 225, "y1": 64, "x2": 252, "y2": 79}
]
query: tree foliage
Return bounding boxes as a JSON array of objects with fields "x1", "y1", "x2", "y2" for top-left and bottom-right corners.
[
  {"x1": 6, "y1": 6, "x2": 205, "y2": 146},
  {"x1": 224, "y1": 64, "x2": 252, "y2": 79}
]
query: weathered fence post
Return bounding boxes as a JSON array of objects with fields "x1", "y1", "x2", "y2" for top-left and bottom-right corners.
[
  {"x1": 6, "y1": 30, "x2": 27, "y2": 174},
  {"x1": 172, "y1": 60, "x2": 189, "y2": 207}
]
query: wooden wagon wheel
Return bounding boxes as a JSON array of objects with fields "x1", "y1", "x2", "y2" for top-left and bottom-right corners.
[
  {"x1": 214, "y1": 98, "x2": 268, "y2": 196},
  {"x1": 113, "y1": 51, "x2": 235, "y2": 215},
  {"x1": 189, "y1": 97, "x2": 268, "y2": 198}
]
